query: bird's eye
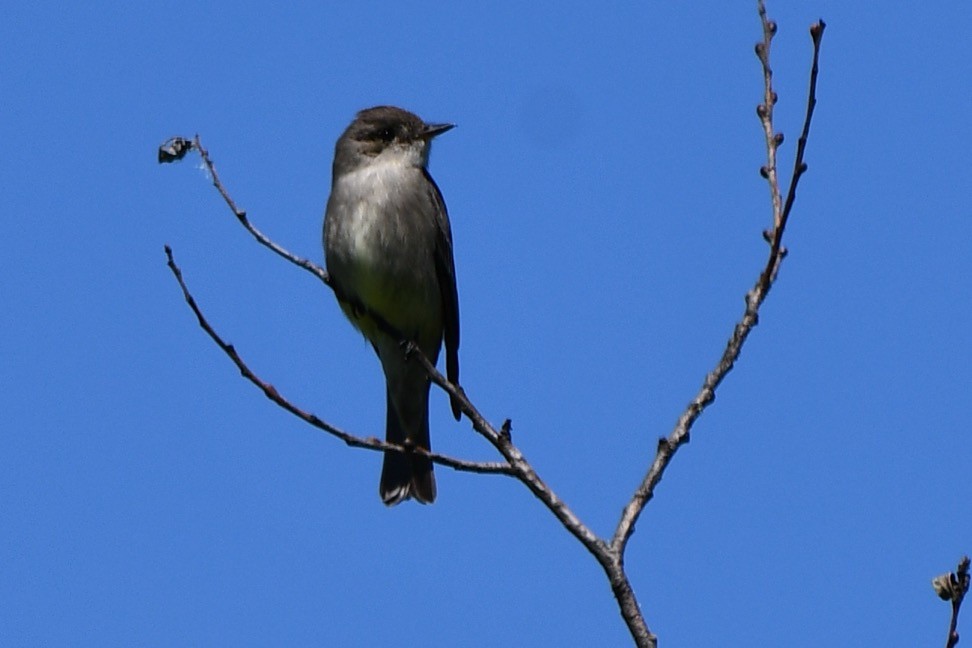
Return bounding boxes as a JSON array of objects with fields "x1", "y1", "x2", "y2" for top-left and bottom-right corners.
[{"x1": 376, "y1": 127, "x2": 395, "y2": 142}]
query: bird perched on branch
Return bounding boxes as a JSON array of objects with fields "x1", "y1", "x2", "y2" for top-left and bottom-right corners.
[{"x1": 324, "y1": 106, "x2": 462, "y2": 505}]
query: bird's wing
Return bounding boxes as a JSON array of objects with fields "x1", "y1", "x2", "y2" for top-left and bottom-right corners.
[{"x1": 424, "y1": 168, "x2": 462, "y2": 420}]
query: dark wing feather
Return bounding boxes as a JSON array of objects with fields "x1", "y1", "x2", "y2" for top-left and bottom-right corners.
[{"x1": 424, "y1": 168, "x2": 462, "y2": 420}]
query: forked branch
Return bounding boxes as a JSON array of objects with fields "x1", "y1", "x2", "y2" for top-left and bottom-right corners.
[{"x1": 610, "y1": 10, "x2": 825, "y2": 573}]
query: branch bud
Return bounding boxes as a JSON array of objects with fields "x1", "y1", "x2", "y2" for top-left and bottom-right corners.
[
  {"x1": 500, "y1": 419, "x2": 513, "y2": 441},
  {"x1": 933, "y1": 573, "x2": 957, "y2": 601},
  {"x1": 810, "y1": 20, "x2": 827, "y2": 44},
  {"x1": 157, "y1": 136, "x2": 194, "y2": 163}
]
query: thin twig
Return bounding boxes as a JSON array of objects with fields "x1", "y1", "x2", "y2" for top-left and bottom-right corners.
[
  {"x1": 410, "y1": 347, "x2": 608, "y2": 546},
  {"x1": 756, "y1": 1, "x2": 784, "y2": 230},
  {"x1": 192, "y1": 136, "x2": 330, "y2": 286},
  {"x1": 164, "y1": 245, "x2": 514, "y2": 477},
  {"x1": 610, "y1": 9, "x2": 826, "y2": 558}
]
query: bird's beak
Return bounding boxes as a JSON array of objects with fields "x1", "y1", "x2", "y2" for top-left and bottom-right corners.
[{"x1": 422, "y1": 122, "x2": 455, "y2": 139}]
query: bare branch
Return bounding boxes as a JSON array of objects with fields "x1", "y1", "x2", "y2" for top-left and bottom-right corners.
[
  {"x1": 409, "y1": 345, "x2": 612, "y2": 543},
  {"x1": 611, "y1": 9, "x2": 826, "y2": 558},
  {"x1": 933, "y1": 556, "x2": 970, "y2": 648},
  {"x1": 163, "y1": 244, "x2": 514, "y2": 477},
  {"x1": 170, "y1": 136, "x2": 331, "y2": 286}
]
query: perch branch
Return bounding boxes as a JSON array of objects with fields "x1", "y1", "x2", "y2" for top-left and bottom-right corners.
[{"x1": 164, "y1": 245, "x2": 513, "y2": 476}]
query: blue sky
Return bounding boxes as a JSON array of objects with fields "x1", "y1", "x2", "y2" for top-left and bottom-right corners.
[{"x1": 2, "y1": 2, "x2": 970, "y2": 646}]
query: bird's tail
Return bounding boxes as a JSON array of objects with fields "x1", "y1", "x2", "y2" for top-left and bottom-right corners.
[{"x1": 380, "y1": 388, "x2": 436, "y2": 505}]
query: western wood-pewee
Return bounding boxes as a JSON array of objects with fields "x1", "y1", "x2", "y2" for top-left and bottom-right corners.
[{"x1": 323, "y1": 106, "x2": 461, "y2": 505}]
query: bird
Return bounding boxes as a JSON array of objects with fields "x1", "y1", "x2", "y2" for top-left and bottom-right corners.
[{"x1": 323, "y1": 106, "x2": 461, "y2": 505}]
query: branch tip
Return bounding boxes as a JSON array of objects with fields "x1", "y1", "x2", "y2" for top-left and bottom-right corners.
[
  {"x1": 934, "y1": 556, "x2": 969, "y2": 648},
  {"x1": 810, "y1": 20, "x2": 826, "y2": 43},
  {"x1": 158, "y1": 136, "x2": 194, "y2": 164}
]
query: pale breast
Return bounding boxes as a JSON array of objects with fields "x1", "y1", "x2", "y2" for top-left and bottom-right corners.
[{"x1": 325, "y1": 158, "x2": 442, "y2": 340}]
